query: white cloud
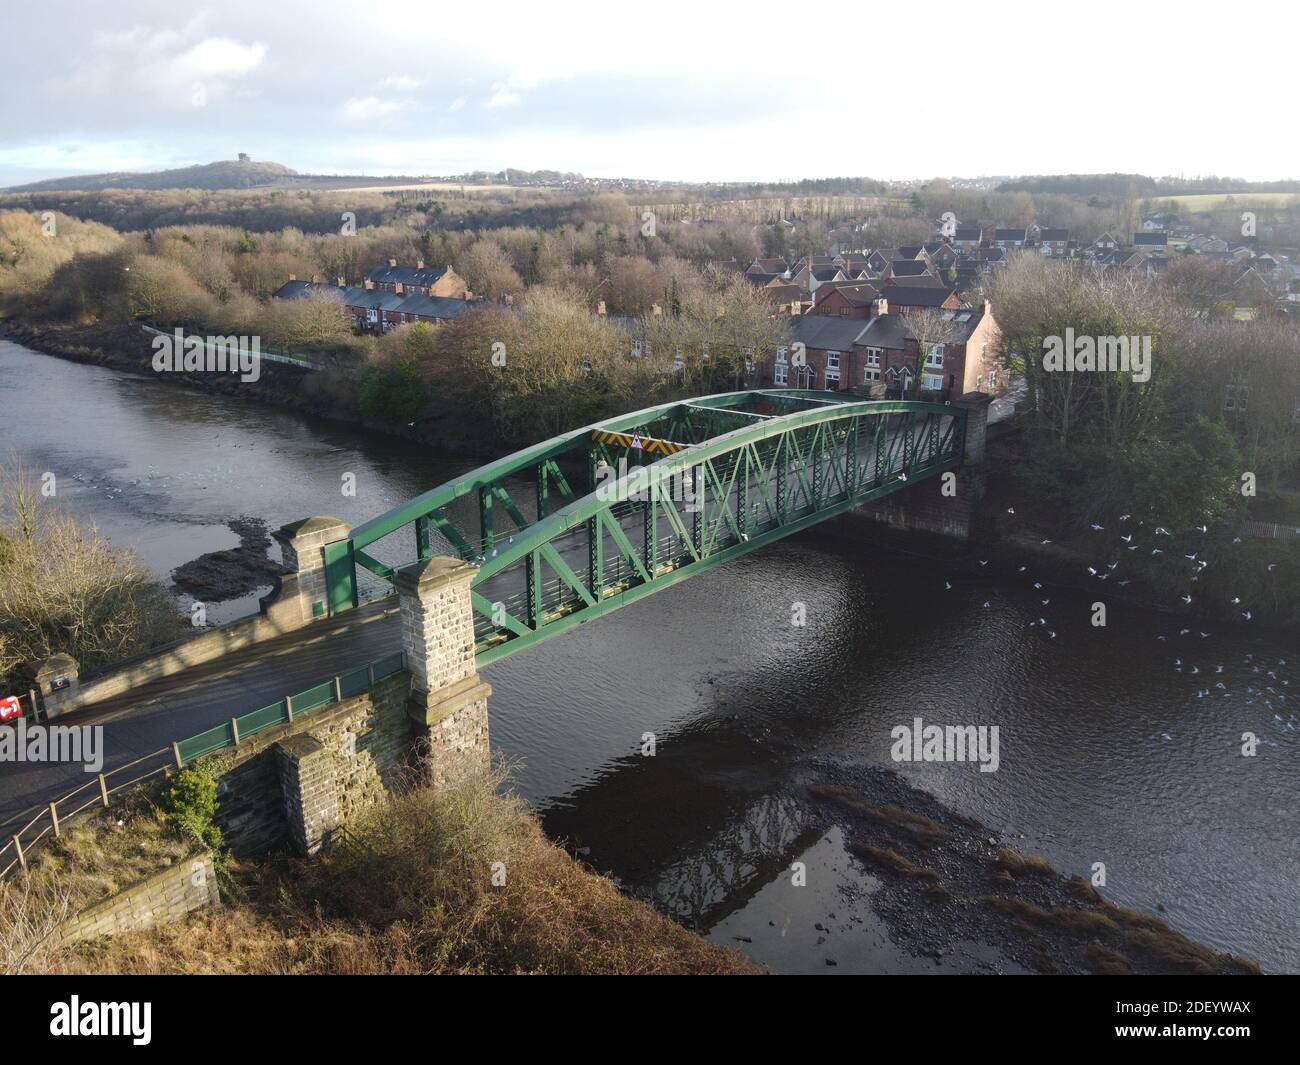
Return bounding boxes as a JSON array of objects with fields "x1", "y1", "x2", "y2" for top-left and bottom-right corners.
[
  {"x1": 377, "y1": 74, "x2": 422, "y2": 92},
  {"x1": 339, "y1": 96, "x2": 406, "y2": 123}
]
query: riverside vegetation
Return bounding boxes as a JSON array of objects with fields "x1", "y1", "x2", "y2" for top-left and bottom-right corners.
[{"x1": 5, "y1": 762, "x2": 757, "y2": 976}]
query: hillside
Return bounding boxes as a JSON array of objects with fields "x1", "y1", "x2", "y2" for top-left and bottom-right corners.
[{"x1": 4, "y1": 158, "x2": 300, "y2": 193}]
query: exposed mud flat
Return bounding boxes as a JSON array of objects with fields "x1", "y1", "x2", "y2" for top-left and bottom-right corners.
[
  {"x1": 171, "y1": 517, "x2": 285, "y2": 602},
  {"x1": 800, "y1": 763, "x2": 1263, "y2": 975}
]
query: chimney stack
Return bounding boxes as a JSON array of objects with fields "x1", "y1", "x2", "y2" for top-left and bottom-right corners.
[
  {"x1": 873, "y1": 298, "x2": 889, "y2": 317},
  {"x1": 311, "y1": 274, "x2": 321, "y2": 284},
  {"x1": 288, "y1": 274, "x2": 297, "y2": 282},
  {"x1": 651, "y1": 303, "x2": 662, "y2": 316},
  {"x1": 416, "y1": 259, "x2": 425, "y2": 270},
  {"x1": 504, "y1": 293, "x2": 514, "y2": 306},
  {"x1": 364, "y1": 279, "x2": 374, "y2": 290},
  {"x1": 596, "y1": 300, "x2": 606, "y2": 316},
  {"x1": 463, "y1": 291, "x2": 474, "y2": 301},
  {"x1": 395, "y1": 282, "x2": 405, "y2": 295},
  {"x1": 388, "y1": 258, "x2": 397, "y2": 268},
  {"x1": 337, "y1": 277, "x2": 346, "y2": 288}
]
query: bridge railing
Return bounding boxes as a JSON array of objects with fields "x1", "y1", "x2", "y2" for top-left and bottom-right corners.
[
  {"x1": 0, "y1": 650, "x2": 408, "y2": 881},
  {"x1": 0, "y1": 747, "x2": 175, "y2": 880},
  {"x1": 175, "y1": 650, "x2": 407, "y2": 765}
]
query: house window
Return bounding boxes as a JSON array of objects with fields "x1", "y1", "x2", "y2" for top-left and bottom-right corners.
[
  {"x1": 776, "y1": 346, "x2": 788, "y2": 365},
  {"x1": 631, "y1": 339, "x2": 643, "y2": 358},
  {"x1": 825, "y1": 351, "x2": 841, "y2": 384},
  {"x1": 1225, "y1": 382, "x2": 1249, "y2": 413},
  {"x1": 774, "y1": 364, "x2": 788, "y2": 386},
  {"x1": 865, "y1": 347, "x2": 881, "y2": 367},
  {"x1": 744, "y1": 349, "x2": 755, "y2": 374},
  {"x1": 672, "y1": 351, "x2": 684, "y2": 372},
  {"x1": 922, "y1": 373, "x2": 944, "y2": 391},
  {"x1": 864, "y1": 369, "x2": 879, "y2": 382},
  {"x1": 987, "y1": 370, "x2": 997, "y2": 390},
  {"x1": 925, "y1": 344, "x2": 945, "y2": 369}
]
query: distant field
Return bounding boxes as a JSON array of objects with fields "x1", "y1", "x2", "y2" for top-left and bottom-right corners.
[{"x1": 1156, "y1": 192, "x2": 1300, "y2": 212}]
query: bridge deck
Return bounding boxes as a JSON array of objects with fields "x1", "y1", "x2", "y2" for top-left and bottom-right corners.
[{"x1": 0, "y1": 603, "x2": 400, "y2": 825}]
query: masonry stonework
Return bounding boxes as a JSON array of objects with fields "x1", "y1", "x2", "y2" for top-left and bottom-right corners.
[
  {"x1": 270, "y1": 515, "x2": 351, "y2": 625},
  {"x1": 396, "y1": 557, "x2": 492, "y2": 790},
  {"x1": 213, "y1": 675, "x2": 412, "y2": 856},
  {"x1": 49, "y1": 852, "x2": 218, "y2": 948}
]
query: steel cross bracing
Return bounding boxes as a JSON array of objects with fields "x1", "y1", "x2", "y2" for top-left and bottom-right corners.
[{"x1": 321, "y1": 390, "x2": 966, "y2": 664}]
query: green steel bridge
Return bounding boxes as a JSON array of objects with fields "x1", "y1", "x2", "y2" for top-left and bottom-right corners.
[{"x1": 324, "y1": 390, "x2": 969, "y2": 666}]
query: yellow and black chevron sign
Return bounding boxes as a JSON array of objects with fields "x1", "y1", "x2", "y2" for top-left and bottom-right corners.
[{"x1": 592, "y1": 429, "x2": 687, "y2": 456}]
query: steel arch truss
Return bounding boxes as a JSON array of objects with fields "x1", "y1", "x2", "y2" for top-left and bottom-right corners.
[{"x1": 321, "y1": 391, "x2": 966, "y2": 664}]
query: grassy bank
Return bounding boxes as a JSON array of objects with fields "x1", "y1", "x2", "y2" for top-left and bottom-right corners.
[{"x1": 26, "y1": 767, "x2": 757, "y2": 976}]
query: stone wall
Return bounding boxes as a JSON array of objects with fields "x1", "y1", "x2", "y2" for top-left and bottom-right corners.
[
  {"x1": 212, "y1": 674, "x2": 412, "y2": 856},
  {"x1": 49, "y1": 852, "x2": 218, "y2": 948},
  {"x1": 850, "y1": 469, "x2": 986, "y2": 542}
]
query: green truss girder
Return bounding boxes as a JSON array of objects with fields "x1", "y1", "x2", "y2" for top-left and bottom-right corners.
[{"x1": 320, "y1": 390, "x2": 966, "y2": 656}]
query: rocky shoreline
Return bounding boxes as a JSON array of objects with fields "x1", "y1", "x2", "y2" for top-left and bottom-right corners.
[{"x1": 800, "y1": 763, "x2": 1262, "y2": 975}]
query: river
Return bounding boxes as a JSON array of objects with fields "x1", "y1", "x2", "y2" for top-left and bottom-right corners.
[{"x1": 1, "y1": 338, "x2": 1295, "y2": 973}]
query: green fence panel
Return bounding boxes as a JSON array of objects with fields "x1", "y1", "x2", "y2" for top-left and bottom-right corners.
[
  {"x1": 374, "y1": 652, "x2": 405, "y2": 679},
  {"x1": 293, "y1": 681, "x2": 336, "y2": 714},
  {"x1": 339, "y1": 667, "x2": 370, "y2": 699},
  {"x1": 235, "y1": 699, "x2": 287, "y2": 739},
  {"x1": 177, "y1": 722, "x2": 234, "y2": 764}
]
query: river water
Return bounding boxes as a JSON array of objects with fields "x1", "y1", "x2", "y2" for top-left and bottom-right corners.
[{"x1": 1, "y1": 339, "x2": 1295, "y2": 973}]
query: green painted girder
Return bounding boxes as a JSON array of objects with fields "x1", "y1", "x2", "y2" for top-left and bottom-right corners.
[{"x1": 470, "y1": 398, "x2": 963, "y2": 665}]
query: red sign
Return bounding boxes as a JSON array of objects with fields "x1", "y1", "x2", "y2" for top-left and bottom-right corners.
[{"x1": 0, "y1": 696, "x2": 21, "y2": 723}]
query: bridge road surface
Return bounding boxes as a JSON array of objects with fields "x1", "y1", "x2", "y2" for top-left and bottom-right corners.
[{"x1": 0, "y1": 602, "x2": 400, "y2": 827}]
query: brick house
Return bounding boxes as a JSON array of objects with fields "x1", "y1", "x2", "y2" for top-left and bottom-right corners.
[
  {"x1": 760, "y1": 295, "x2": 1004, "y2": 402},
  {"x1": 812, "y1": 281, "x2": 883, "y2": 319},
  {"x1": 365, "y1": 260, "x2": 468, "y2": 298},
  {"x1": 1038, "y1": 228, "x2": 1070, "y2": 256}
]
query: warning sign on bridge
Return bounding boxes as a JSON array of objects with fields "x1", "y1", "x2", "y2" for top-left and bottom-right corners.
[{"x1": 591, "y1": 429, "x2": 686, "y2": 456}]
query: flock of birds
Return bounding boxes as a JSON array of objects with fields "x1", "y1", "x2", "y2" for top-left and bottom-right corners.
[{"x1": 944, "y1": 507, "x2": 1294, "y2": 742}]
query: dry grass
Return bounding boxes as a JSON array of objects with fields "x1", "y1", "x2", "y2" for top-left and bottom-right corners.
[
  {"x1": 848, "y1": 842, "x2": 941, "y2": 882},
  {"x1": 1, "y1": 789, "x2": 189, "y2": 974},
  {"x1": 50, "y1": 767, "x2": 758, "y2": 975},
  {"x1": 995, "y1": 848, "x2": 1056, "y2": 878},
  {"x1": 1067, "y1": 875, "x2": 1103, "y2": 903},
  {"x1": 1085, "y1": 944, "x2": 1133, "y2": 975},
  {"x1": 978, "y1": 895, "x2": 1121, "y2": 937},
  {"x1": 808, "y1": 785, "x2": 952, "y2": 847}
]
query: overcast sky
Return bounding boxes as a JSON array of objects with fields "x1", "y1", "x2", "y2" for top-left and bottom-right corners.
[{"x1": 2, "y1": 0, "x2": 1295, "y2": 188}]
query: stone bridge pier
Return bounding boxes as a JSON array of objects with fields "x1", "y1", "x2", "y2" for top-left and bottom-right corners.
[
  {"x1": 394, "y1": 557, "x2": 492, "y2": 789},
  {"x1": 840, "y1": 391, "x2": 992, "y2": 543}
]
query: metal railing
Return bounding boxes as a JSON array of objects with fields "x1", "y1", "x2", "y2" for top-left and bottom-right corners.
[
  {"x1": 174, "y1": 650, "x2": 406, "y2": 766},
  {"x1": 0, "y1": 650, "x2": 409, "y2": 880},
  {"x1": 0, "y1": 747, "x2": 174, "y2": 879}
]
